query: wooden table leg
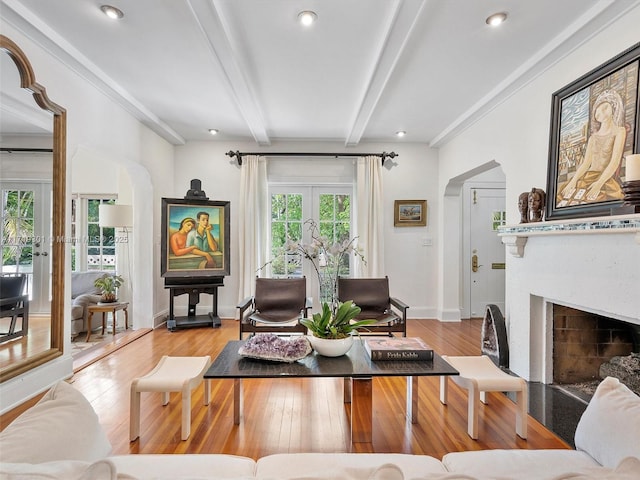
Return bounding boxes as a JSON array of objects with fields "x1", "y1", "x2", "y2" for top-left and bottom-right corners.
[
  {"x1": 111, "y1": 308, "x2": 117, "y2": 336},
  {"x1": 101, "y1": 312, "x2": 106, "y2": 335},
  {"x1": 351, "y1": 377, "x2": 372, "y2": 443},
  {"x1": 124, "y1": 306, "x2": 129, "y2": 330},
  {"x1": 233, "y1": 379, "x2": 242, "y2": 425}
]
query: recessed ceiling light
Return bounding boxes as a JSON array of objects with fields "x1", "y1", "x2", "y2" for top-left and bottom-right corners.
[
  {"x1": 486, "y1": 12, "x2": 507, "y2": 27},
  {"x1": 208, "y1": 129, "x2": 219, "y2": 135},
  {"x1": 298, "y1": 11, "x2": 317, "y2": 27},
  {"x1": 100, "y1": 5, "x2": 124, "y2": 20},
  {"x1": 396, "y1": 131, "x2": 406, "y2": 138}
]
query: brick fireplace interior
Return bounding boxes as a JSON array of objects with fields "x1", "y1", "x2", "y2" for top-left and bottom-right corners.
[{"x1": 552, "y1": 304, "x2": 637, "y2": 384}]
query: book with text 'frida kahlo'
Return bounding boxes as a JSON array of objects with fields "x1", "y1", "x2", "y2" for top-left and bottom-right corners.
[{"x1": 363, "y1": 337, "x2": 434, "y2": 361}]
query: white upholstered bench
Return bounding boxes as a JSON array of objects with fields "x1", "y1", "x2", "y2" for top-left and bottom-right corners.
[
  {"x1": 440, "y1": 355, "x2": 527, "y2": 440},
  {"x1": 130, "y1": 355, "x2": 211, "y2": 441}
]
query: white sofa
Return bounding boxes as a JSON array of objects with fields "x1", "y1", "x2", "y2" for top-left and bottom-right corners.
[{"x1": 1, "y1": 377, "x2": 638, "y2": 480}]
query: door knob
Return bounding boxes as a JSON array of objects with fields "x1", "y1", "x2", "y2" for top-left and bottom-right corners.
[
  {"x1": 41, "y1": 251, "x2": 48, "y2": 257},
  {"x1": 33, "y1": 252, "x2": 41, "y2": 257}
]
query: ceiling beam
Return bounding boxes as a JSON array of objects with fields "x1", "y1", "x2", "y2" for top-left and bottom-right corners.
[
  {"x1": 344, "y1": 0, "x2": 426, "y2": 147},
  {"x1": 187, "y1": 0, "x2": 271, "y2": 146}
]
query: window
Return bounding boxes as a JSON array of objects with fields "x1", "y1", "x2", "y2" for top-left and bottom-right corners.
[
  {"x1": 71, "y1": 195, "x2": 117, "y2": 271},
  {"x1": 270, "y1": 193, "x2": 303, "y2": 277},
  {"x1": 269, "y1": 186, "x2": 353, "y2": 304}
]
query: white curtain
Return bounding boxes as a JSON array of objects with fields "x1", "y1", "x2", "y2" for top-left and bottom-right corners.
[
  {"x1": 356, "y1": 155, "x2": 384, "y2": 277},
  {"x1": 237, "y1": 155, "x2": 268, "y2": 310}
]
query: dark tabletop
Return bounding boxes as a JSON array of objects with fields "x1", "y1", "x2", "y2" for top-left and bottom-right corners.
[{"x1": 204, "y1": 339, "x2": 459, "y2": 379}]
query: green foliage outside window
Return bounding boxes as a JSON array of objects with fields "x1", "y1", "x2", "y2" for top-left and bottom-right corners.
[
  {"x1": 269, "y1": 192, "x2": 353, "y2": 300},
  {"x1": 2, "y1": 189, "x2": 35, "y2": 267}
]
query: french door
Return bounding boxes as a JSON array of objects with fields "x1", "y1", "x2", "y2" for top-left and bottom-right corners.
[
  {"x1": 1, "y1": 182, "x2": 52, "y2": 313},
  {"x1": 269, "y1": 185, "x2": 353, "y2": 310}
]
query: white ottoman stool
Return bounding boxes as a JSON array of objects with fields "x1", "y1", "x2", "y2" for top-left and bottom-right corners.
[
  {"x1": 440, "y1": 355, "x2": 527, "y2": 440},
  {"x1": 130, "y1": 355, "x2": 211, "y2": 441}
]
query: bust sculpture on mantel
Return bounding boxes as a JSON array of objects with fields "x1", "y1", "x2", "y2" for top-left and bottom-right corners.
[
  {"x1": 518, "y1": 192, "x2": 529, "y2": 224},
  {"x1": 527, "y1": 188, "x2": 546, "y2": 222}
]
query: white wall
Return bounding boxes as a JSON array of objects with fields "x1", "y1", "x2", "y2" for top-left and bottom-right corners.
[
  {"x1": 438, "y1": 6, "x2": 640, "y2": 221},
  {"x1": 0, "y1": 23, "x2": 175, "y2": 413},
  {"x1": 437, "y1": 5, "x2": 640, "y2": 378},
  {"x1": 173, "y1": 141, "x2": 440, "y2": 319}
]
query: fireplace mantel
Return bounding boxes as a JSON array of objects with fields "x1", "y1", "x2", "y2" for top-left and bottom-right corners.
[{"x1": 499, "y1": 214, "x2": 640, "y2": 257}]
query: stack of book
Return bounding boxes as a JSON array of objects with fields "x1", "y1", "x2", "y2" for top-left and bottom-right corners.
[{"x1": 363, "y1": 337, "x2": 433, "y2": 361}]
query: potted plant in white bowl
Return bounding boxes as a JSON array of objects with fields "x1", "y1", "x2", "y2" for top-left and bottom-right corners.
[
  {"x1": 300, "y1": 300, "x2": 375, "y2": 356},
  {"x1": 94, "y1": 273, "x2": 124, "y2": 303}
]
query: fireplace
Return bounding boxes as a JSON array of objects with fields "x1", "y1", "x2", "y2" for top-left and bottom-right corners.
[
  {"x1": 499, "y1": 216, "x2": 640, "y2": 385},
  {"x1": 552, "y1": 305, "x2": 636, "y2": 384}
]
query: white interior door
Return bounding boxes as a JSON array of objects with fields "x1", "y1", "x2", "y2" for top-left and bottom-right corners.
[
  {"x1": 1, "y1": 182, "x2": 52, "y2": 313},
  {"x1": 468, "y1": 188, "x2": 506, "y2": 318}
]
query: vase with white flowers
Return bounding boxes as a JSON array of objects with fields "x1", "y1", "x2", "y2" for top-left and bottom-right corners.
[{"x1": 281, "y1": 219, "x2": 376, "y2": 356}]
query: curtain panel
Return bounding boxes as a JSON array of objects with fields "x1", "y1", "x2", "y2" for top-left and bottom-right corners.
[
  {"x1": 356, "y1": 155, "x2": 384, "y2": 277},
  {"x1": 237, "y1": 155, "x2": 268, "y2": 312}
]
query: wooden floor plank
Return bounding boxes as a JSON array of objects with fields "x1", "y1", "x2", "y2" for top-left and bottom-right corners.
[{"x1": 1, "y1": 318, "x2": 571, "y2": 459}]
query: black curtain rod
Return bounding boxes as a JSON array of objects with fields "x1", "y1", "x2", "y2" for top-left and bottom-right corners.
[
  {"x1": 0, "y1": 148, "x2": 53, "y2": 153},
  {"x1": 225, "y1": 150, "x2": 398, "y2": 166}
]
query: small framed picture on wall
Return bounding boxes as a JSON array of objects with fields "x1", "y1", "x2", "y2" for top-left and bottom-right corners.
[{"x1": 394, "y1": 200, "x2": 427, "y2": 227}]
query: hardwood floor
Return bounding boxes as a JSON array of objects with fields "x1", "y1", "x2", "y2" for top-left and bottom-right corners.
[{"x1": 1, "y1": 318, "x2": 570, "y2": 460}]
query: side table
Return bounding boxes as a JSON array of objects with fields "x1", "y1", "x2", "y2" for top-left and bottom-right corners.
[{"x1": 86, "y1": 302, "x2": 129, "y2": 341}]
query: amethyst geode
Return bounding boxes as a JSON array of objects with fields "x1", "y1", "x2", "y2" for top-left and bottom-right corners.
[{"x1": 238, "y1": 333, "x2": 312, "y2": 363}]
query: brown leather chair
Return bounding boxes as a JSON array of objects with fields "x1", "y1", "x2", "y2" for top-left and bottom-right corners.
[
  {"x1": 237, "y1": 277, "x2": 312, "y2": 339},
  {"x1": 0, "y1": 273, "x2": 29, "y2": 343},
  {"x1": 337, "y1": 276, "x2": 408, "y2": 337}
]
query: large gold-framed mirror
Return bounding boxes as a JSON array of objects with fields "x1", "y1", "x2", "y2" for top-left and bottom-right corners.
[{"x1": 0, "y1": 35, "x2": 65, "y2": 382}]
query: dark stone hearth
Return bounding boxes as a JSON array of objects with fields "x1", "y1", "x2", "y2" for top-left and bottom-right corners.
[{"x1": 600, "y1": 352, "x2": 640, "y2": 396}]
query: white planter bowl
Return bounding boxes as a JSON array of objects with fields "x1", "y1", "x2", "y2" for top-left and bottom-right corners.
[{"x1": 307, "y1": 335, "x2": 353, "y2": 357}]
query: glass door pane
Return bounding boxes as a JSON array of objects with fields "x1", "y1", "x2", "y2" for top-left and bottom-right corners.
[{"x1": 1, "y1": 182, "x2": 51, "y2": 313}]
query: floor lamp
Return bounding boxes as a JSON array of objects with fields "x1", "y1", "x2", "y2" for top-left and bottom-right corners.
[{"x1": 98, "y1": 204, "x2": 133, "y2": 315}]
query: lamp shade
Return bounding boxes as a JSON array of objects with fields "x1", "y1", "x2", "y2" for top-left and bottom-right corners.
[{"x1": 99, "y1": 204, "x2": 133, "y2": 227}]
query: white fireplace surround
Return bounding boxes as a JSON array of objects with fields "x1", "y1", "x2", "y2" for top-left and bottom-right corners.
[{"x1": 499, "y1": 215, "x2": 640, "y2": 384}]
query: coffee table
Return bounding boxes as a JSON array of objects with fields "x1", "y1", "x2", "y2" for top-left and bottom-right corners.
[{"x1": 204, "y1": 338, "x2": 458, "y2": 442}]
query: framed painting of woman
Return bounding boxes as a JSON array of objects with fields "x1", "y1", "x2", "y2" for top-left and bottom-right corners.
[
  {"x1": 546, "y1": 42, "x2": 640, "y2": 220},
  {"x1": 160, "y1": 198, "x2": 231, "y2": 279}
]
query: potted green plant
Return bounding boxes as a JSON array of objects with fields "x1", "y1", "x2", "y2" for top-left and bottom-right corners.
[
  {"x1": 300, "y1": 301, "x2": 374, "y2": 339},
  {"x1": 94, "y1": 274, "x2": 124, "y2": 303},
  {"x1": 300, "y1": 301, "x2": 376, "y2": 356}
]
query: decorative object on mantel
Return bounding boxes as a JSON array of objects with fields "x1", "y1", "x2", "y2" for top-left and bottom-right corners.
[
  {"x1": 621, "y1": 180, "x2": 640, "y2": 213},
  {"x1": 620, "y1": 154, "x2": 640, "y2": 213},
  {"x1": 545, "y1": 41, "x2": 639, "y2": 220},
  {"x1": 527, "y1": 188, "x2": 545, "y2": 222},
  {"x1": 238, "y1": 333, "x2": 312, "y2": 362},
  {"x1": 518, "y1": 192, "x2": 529, "y2": 224},
  {"x1": 626, "y1": 154, "x2": 640, "y2": 182}
]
